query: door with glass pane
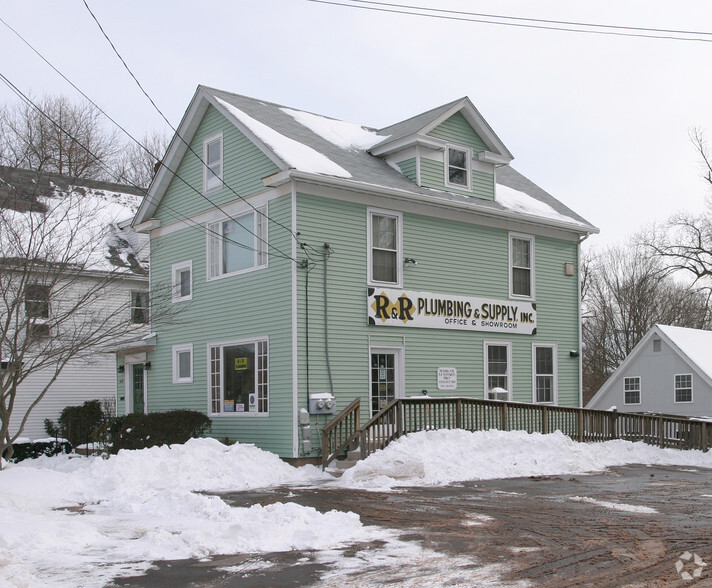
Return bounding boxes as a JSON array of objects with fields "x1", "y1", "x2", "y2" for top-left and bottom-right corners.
[
  {"x1": 131, "y1": 364, "x2": 145, "y2": 414},
  {"x1": 370, "y1": 348, "x2": 403, "y2": 415}
]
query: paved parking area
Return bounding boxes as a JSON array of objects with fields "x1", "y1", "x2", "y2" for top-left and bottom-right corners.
[{"x1": 111, "y1": 465, "x2": 712, "y2": 587}]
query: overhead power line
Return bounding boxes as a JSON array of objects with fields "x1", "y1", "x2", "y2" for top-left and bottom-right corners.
[{"x1": 306, "y1": 0, "x2": 712, "y2": 43}]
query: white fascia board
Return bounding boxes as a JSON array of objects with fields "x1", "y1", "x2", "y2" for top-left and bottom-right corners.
[
  {"x1": 262, "y1": 170, "x2": 292, "y2": 188},
  {"x1": 286, "y1": 170, "x2": 597, "y2": 237},
  {"x1": 478, "y1": 151, "x2": 512, "y2": 165},
  {"x1": 369, "y1": 134, "x2": 442, "y2": 157},
  {"x1": 134, "y1": 218, "x2": 161, "y2": 233}
]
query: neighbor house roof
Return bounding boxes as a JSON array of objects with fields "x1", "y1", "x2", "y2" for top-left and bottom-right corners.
[
  {"x1": 587, "y1": 324, "x2": 712, "y2": 408},
  {"x1": 137, "y1": 86, "x2": 598, "y2": 235}
]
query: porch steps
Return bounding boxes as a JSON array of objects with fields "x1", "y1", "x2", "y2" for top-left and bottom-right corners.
[{"x1": 326, "y1": 448, "x2": 362, "y2": 477}]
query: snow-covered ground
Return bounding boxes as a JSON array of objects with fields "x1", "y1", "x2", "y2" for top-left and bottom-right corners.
[{"x1": 2, "y1": 430, "x2": 712, "y2": 587}]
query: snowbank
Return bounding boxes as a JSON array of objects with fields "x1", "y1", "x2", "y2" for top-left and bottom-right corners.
[{"x1": 335, "y1": 429, "x2": 712, "y2": 489}]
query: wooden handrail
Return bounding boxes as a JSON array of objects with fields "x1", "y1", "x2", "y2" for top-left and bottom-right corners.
[{"x1": 320, "y1": 398, "x2": 360, "y2": 470}]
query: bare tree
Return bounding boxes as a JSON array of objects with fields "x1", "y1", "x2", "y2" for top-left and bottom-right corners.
[
  {"x1": 0, "y1": 95, "x2": 123, "y2": 180},
  {"x1": 0, "y1": 169, "x2": 159, "y2": 465},
  {"x1": 115, "y1": 131, "x2": 168, "y2": 189},
  {"x1": 582, "y1": 242, "x2": 712, "y2": 404}
]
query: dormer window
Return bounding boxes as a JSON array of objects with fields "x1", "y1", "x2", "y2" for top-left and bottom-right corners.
[{"x1": 445, "y1": 145, "x2": 471, "y2": 190}]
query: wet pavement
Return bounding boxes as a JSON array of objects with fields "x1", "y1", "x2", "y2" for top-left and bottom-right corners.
[{"x1": 110, "y1": 465, "x2": 712, "y2": 587}]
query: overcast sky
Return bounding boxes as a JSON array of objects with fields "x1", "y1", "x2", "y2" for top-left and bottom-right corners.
[{"x1": 2, "y1": 0, "x2": 712, "y2": 249}]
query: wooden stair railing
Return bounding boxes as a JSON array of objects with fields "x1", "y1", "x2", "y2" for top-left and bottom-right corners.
[{"x1": 321, "y1": 398, "x2": 360, "y2": 470}]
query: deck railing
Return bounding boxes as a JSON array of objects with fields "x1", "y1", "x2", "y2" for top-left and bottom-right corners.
[
  {"x1": 321, "y1": 397, "x2": 711, "y2": 468},
  {"x1": 320, "y1": 398, "x2": 360, "y2": 469}
]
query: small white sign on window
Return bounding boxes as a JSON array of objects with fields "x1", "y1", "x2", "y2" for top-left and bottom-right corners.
[{"x1": 438, "y1": 367, "x2": 457, "y2": 391}]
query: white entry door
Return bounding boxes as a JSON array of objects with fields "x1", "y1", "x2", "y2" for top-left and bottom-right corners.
[{"x1": 369, "y1": 347, "x2": 404, "y2": 415}]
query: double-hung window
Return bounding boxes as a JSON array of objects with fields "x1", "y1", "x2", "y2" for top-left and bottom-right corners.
[
  {"x1": 510, "y1": 233, "x2": 534, "y2": 299},
  {"x1": 624, "y1": 376, "x2": 641, "y2": 405},
  {"x1": 674, "y1": 374, "x2": 692, "y2": 403},
  {"x1": 203, "y1": 133, "x2": 223, "y2": 192},
  {"x1": 368, "y1": 208, "x2": 402, "y2": 286},
  {"x1": 130, "y1": 291, "x2": 149, "y2": 324},
  {"x1": 172, "y1": 261, "x2": 193, "y2": 302},
  {"x1": 209, "y1": 338, "x2": 269, "y2": 414},
  {"x1": 533, "y1": 344, "x2": 556, "y2": 404},
  {"x1": 484, "y1": 342, "x2": 511, "y2": 400},
  {"x1": 25, "y1": 283, "x2": 50, "y2": 338},
  {"x1": 173, "y1": 344, "x2": 193, "y2": 384},
  {"x1": 207, "y1": 207, "x2": 268, "y2": 279},
  {"x1": 445, "y1": 145, "x2": 471, "y2": 190}
]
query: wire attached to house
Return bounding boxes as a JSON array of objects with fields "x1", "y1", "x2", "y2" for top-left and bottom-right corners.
[{"x1": 323, "y1": 243, "x2": 335, "y2": 397}]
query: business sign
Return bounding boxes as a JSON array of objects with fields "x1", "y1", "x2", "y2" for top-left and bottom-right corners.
[
  {"x1": 438, "y1": 367, "x2": 457, "y2": 391},
  {"x1": 367, "y1": 288, "x2": 537, "y2": 335}
]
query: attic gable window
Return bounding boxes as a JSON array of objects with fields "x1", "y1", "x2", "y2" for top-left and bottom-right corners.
[
  {"x1": 204, "y1": 132, "x2": 223, "y2": 192},
  {"x1": 445, "y1": 145, "x2": 471, "y2": 190}
]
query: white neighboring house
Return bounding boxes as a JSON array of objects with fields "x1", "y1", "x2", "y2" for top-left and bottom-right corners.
[
  {"x1": 586, "y1": 324, "x2": 712, "y2": 418},
  {"x1": 0, "y1": 166, "x2": 149, "y2": 441}
]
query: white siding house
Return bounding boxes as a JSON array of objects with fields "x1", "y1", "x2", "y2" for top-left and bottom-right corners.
[{"x1": 586, "y1": 324, "x2": 712, "y2": 418}]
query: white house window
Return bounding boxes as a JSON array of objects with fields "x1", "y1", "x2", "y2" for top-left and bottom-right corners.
[
  {"x1": 172, "y1": 261, "x2": 193, "y2": 302},
  {"x1": 485, "y1": 342, "x2": 511, "y2": 400},
  {"x1": 674, "y1": 374, "x2": 692, "y2": 403},
  {"x1": 533, "y1": 344, "x2": 556, "y2": 403},
  {"x1": 209, "y1": 338, "x2": 268, "y2": 414},
  {"x1": 368, "y1": 209, "x2": 402, "y2": 286},
  {"x1": 130, "y1": 291, "x2": 149, "y2": 324},
  {"x1": 207, "y1": 207, "x2": 268, "y2": 279},
  {"x1": 172, "y1": 344, "x2": 193, "y2": 384},
  {"x1": 510, "y1": 234, "x2": 534, "y2": 299},
  {"x1": 445, "y1": 145, "x2": 471, "y2": 190},
  {"x1": 203, "y1": 133, "x2": 223, "y2": 192},
  {"x1": 624, "y1": 376, "x2": 641, "y2": 405},
  {"x1": 653, "y1": 339, "x2": 662, "y2": 352}
]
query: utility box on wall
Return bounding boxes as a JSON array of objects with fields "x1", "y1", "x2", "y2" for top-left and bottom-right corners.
[{"x1": 309, "y1": 392, "x2": 336, "y2": 414}]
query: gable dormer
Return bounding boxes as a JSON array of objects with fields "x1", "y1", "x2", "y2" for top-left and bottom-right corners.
[{"x1": 371, "y1": 98, "x2": 513, "y2": 201}]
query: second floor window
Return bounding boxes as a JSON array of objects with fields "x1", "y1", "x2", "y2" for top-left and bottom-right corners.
[
  {"x1": 130, "y1": 291, "x2": 149, "y2": 324},
  {"x1": 510, "y1": 234, "x2": 534, "y2": 299},
  {"x1": 25, "y1": 284, "x2": 50, "y2": 319},
  {"x1": 368, "y1": 209, "x2": 402, "y2": 286},
  {"x1": 207, "y1": 208, "x2": 268, "y2": 279}
]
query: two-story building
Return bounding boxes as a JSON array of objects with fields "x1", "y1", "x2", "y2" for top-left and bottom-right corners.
[{"x1": 129, "y1": 86, "x2": 598, "y2": 459}]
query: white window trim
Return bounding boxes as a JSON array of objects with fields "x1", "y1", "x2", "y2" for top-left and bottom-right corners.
[
  {"x1": 203, "y1": 132, "x2": 223, "y2": 193},
  {"x1": 172, "y1": 260, "x2": 193, "y2": 303},
  {"x1": 484, "y1": 340, "x2": 512, "y2": 401},
  {"x1": 172, "y1": 344, "x2": 194, "y2": 384},
  {"x1": 509, "y1": 232, "x2": 535, "y2": 300},
  {"x1": 368, "y1": 345, "x2": 405, "y2": 417},
  {"x1": 674, "y1": 373, "x2": 693, "y2": 404},
  {"x1": 623, "y1": 375, "x2": 641, "y2": 406},
  {"x1": 532, "y1": 343, "x2": 558, "y2": 404},
  {"x1": 367, "y1": 207, "x2": 403, "y2": 288},
  {"x1": 207, "y1": 336, "x2": 269, "y2": 417},
  {"x1": 444, "y1": 144, "x2": 472, "y2": 191},
  {"x1": 129, "y1": 290, "x2": 149, "y2": 325},
  {"x1": 206, "y1": 207, "x2": 268, "y2": 281}
]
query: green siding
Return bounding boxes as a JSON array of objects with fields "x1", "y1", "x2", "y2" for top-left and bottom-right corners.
[
  {"x1": 145, "y1": 194, "x2": 296, "y2": 456},
  {"x1": 420, "y1": 159, "x2": 494, "y2": 200},
  {"x1": 295, "y1": 194, "x2": 582, "y2": 449},
  {"x1": 155, "y1": 105, "x2": 281, "y2": 223},
  {"x1": 428, "y1": 111, "x2": 488, "y2": 151},
  {"x1": 397, "y1": 158, "x2": 417, "y2": 184}
]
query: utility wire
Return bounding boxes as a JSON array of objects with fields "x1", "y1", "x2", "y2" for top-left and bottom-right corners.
[
  {"x1": 306, "y1": 0, "x2": 712, "y2": 43},
  {"x1": 80, "y1": 0, "x2": 301, "y2": 243},
  {"x1": 0, "y1": 15, "x2": 297, "y2": 264}
]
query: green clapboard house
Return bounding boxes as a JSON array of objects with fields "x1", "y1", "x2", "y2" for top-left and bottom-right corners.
[{"x1": 120, "y1": 86, "x2": 598, "y2": 459}]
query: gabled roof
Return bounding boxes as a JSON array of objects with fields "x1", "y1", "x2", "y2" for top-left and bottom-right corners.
[
  {"x1": 587, "y1": 324, "x2": 712, "y2": 407},
  {"x1": 136, "y1": 86, "x2": 597, "y2": 235}
]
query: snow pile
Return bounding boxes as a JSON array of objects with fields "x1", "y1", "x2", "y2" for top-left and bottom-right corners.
[
  {"x1": 336, "y1": 429, "x2": 712, "y2": 489},
  {"x1": 0, "y1": 438, "x2": 363, "y2": 587},
  {"x1": 496, "y1": 183, "x2": 584, "y2": 226},
  {"x1": 216, "y1": 98, "x2": 352, "y2": 178},
  {"x1": 282, "y1": 107, "x2": 386, "y2": 150}
]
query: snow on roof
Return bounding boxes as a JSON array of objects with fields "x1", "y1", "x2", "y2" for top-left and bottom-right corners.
[
  {"x1": 280, "y1": 107, "x2": 386, "y2": 150},
  {"x1": 496, "y1": 183, "x2": 586, "y2": 226},
  {"x1": 657, "y1": 325, "x2": 712, "y2": 379},
  {"x1": 216, "y1": 97, "x2": 352, "y2": 178}
]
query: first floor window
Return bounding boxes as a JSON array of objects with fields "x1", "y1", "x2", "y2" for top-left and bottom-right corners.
[
  {"x1": 173, "y1": 344, "x2": 193, "y2": 383},
  {"x1": 624, "y1": 376, "x2": 641, "y2": 405},
  {"x1": 210, "y1": 338, "x2": 268, "y2": 414},
  {"x1": 207, "y1": 207, "x2": 268, "y2": 279},
  {"x1": 674, "y1": 374, "x2": 692, "y2": 403},
  {"x1": 510, "y1": 234, "x2": 534, "y2": 298},
  {"x1": 368, "y1": 209, "x2": 402, "y2": 286},
  {"x1": 534, "y1": 345, "x2": 556, "y2": 403},
  {"x1": 130, "y1": 291, "x2": 149, "y2": 324},
  {"x1": 485, "y1": 342, "x2": 511, "y2": 400}
]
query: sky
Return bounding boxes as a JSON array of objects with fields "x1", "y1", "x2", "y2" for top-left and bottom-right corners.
[
  {"x1": 3, "y1": 431, "x2": 712, "y2": 586},
  {"x1": 2, "y1": 1, "x2": 712, "y2": 249}
]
